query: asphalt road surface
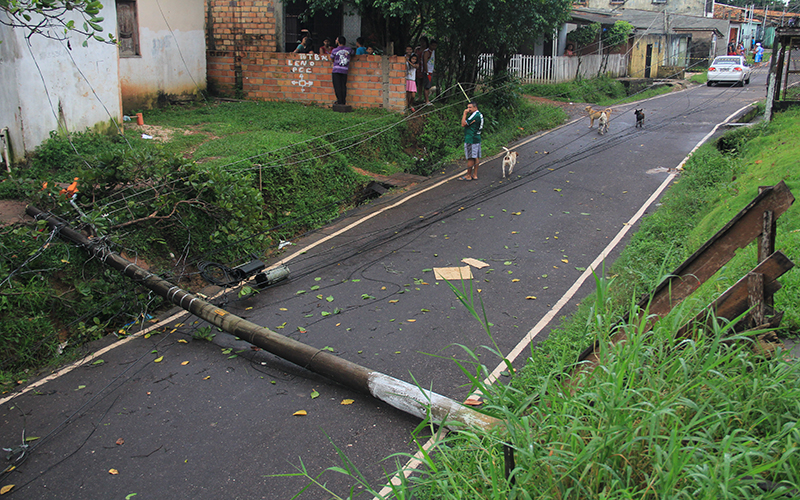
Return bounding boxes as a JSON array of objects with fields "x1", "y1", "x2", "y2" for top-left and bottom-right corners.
[{"x1": 0, "y1": 69, "x2": 769, "y2": 499}]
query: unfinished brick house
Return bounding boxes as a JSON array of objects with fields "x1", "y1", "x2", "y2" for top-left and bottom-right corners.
[{"x1": 205, "y1": 0, "x2": 406, "y2": 111}]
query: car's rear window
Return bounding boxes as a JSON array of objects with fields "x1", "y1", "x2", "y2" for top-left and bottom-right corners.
[{"x1": 713, "y1": 57, "x2": 742, "y2": 65}]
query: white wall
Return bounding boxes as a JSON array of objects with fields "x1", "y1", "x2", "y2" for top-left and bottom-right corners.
[
  {"x1": 118, "y1": 0, "x2": 206, "y2": 111},
  {"x1": 0, "y1": 7, "x2": 121, "y2": 162}
]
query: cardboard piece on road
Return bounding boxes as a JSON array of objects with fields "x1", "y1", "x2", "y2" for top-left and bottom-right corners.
[
  {"x1": 461, "y1": 258, "x2": 489, "y2": 269},
  {"x1": 434, "y1": 266, "x2": 473, "y2": 280}
]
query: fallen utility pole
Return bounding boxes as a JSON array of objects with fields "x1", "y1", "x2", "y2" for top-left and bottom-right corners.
[{"x1": 27, "y1": 206, "x2": 500, "y2": 432}]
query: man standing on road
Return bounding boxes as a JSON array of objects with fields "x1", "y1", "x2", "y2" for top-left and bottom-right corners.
[
  {"x1": 330, "y1": 36, "x2": 354, "y2": 106},
  {"x1": 460, "y1": 101, "x2": 483, "y2": 181}
]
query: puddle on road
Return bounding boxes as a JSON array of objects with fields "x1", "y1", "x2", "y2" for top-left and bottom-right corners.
[{"x1": 646, "y1": 167, "x2": 671, "y2": 174}]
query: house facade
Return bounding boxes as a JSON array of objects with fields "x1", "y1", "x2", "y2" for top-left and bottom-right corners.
[
  {"x1": 0, "y1": 0, "x2": 207, "y2": 162},
  {"x1": 117, "y1": 0, "x2": 207, "y2": 111}
]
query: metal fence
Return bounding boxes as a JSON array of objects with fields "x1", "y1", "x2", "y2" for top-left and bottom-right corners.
[{"x1": 479, "y1": 53, "x2": 629, "y2": 83}]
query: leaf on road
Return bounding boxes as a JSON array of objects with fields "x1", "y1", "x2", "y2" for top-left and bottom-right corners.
[
  {"x1": 361, "y1": 294, "x2": 375, "y2": 300},
  {"x1": 554, "y1": 188, "x2": 562, "y2": 192},
  {"x1": 297, "y1": 326, "x2": 307, "y2": 333},
  {"x1": 388, "y1": 299, "x2": 399, "y2": 304},
  {"x1": 125, "y1": 494, "x2": 138, "y2": 500},
  {"x1": 512, "y1": 212, "x2": 521, "y2": 215},
  {"x1": 295, "y1": 290, "x2": 307, "y2": 295},
  {"x1": 512, "y1": 279, "x2": 520, "y2": 282},
  {"x1": 24, "y1": 436, "x2": 39, "y2": 442},
  {"x1": 279, "y1": 308, "x2": 288, "y2": 311},
  {"x1": 321, "y1": 311, "x2": 331, "y2": 316},
  {"x1": 116, "y1": 438, "x2": 125, "y2": 445},
  {"x1": 293, "y1": 410, "x2": 307, "y2": 416},
  {"x1": 581, "y1": 213, "x2": 591, "y2": 216},
  {"x1": 576, "y1": 267, "x2": 586, "y2": 271},
  {"x1": 526, "y1": 296, "x2": 537, "y2": 300},
  {"x1": 92, "y1": 359, "x2": 104, "y2": 365},
  {"x1": 314, "y1": 277, "x2": 322, "y2": 281},
  {"x1": 108, "y1": 469, "x2": 119, "y2": 475},
  {"x1": 75, "y1": 385, "x2": 86, "y2": 391},
  {"x1": 503, "y1": 261, "x2": 513, "y2": 265},
  {"x1": 178, "y1": 339, "x2": 188, "y2": 344},
  {"x1": 203, "y1": 376, "x2": 211, "y2": 380},
  {"x1": 181, "y1": 361, "x2": 189, "y2": 366},
  {"x1": 561, "y1": 259, "x2": 569, "y2": 263},
  {"x1": 310, "y1": 390, "x2": 319, "y2": 399},
  {"x1": 1, "y1": 485, "x2": 15, "y2": 495},
  {"x1": 276, "y1": 322, "x2": 287, "y2": 329},
  {"x1": 316, "y1": 294, "x2": 323, "y2": 299},
  {"x1": 311, "y1": 285, "x2": 320, "y2": 291},
  {"x1": 406, "y1": 319, "x2": 416, "y2": 322},
  {"x1": 326, "y1": 296, "x2": 334, "y2": 302},
  {"x1": 531, "y1": 190, "x2": 537, "y2": 193},
  {"x1": 322, "y1": 346, "x2": 334, "y2": 352},
  {"x1": 341, "y1": 399, "x2": 354, "y2": 405},
  {"x1": 154, "y1": 356, "x2": 164, "y2": 363}
]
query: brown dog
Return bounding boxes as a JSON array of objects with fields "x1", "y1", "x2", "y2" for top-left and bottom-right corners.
[{"x1": 585, "y1": 106, "x2": 613, "y2": 129}]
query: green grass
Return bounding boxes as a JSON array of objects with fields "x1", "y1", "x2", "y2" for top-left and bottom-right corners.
[{"x1": 688, "y1": 71, "x2": 708, "y2": 84}]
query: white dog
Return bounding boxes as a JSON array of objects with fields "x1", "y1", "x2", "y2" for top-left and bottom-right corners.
[
  {"x1": 598, "y1": 109, "x2": 612, "y2": 135},
  {"x1": 502, "y1": 147, "x2": 518, "y2": 178}
]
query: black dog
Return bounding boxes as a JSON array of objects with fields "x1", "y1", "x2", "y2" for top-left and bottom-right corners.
[{"x1": 634, "y1": 108, "x2": 645, "y2": 128}]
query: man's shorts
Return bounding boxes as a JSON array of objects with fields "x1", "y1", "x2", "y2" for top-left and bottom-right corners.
[
  {"x1": 464, "y1": 143, "x2": 481, "y2": 160},
  {"x1": 424, "y1": 74, "x2": 433, "y2": 90}
]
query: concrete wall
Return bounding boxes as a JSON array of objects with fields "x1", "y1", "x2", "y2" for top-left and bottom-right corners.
[
  {"x1": 0, "y1": 9, "x2": 121, "y2": 163},
  {"x1": 119, "y1": 0, "x2": 207, "y2": 111},
  {"x1": 584, "y1": 0, "x2": 707, "y2": 16},
  {"x1": 207, "y1": 51, "x2": 406, "y2": 111}
]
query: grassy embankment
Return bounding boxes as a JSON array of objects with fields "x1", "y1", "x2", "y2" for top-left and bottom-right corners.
[
  {"x1": 0, "y1": 90, "x2": 566, "y2": 386},
  {"x1": 299, "y1": 108, "x2": 800, "y2": 497}
]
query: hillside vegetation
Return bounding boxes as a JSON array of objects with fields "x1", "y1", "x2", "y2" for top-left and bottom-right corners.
[{"x1": 0, "y1": 84, "x2": 567, "y2": 385}]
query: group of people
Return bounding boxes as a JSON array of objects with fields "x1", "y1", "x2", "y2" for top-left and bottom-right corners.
[
  {"x1": 292, "y1": 32, "x2": 390, "y2": 106},
  {"x1": 404, "y1": 38, "x2": 437, "y2": 112},
  {"x1": 726, "y1": 40, "x2": 764, "y2": 64}
]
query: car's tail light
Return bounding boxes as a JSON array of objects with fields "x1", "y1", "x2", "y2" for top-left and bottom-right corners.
[
  {"x1": 734, "y1": 67, "x2": 743, "y2": 71},
  {"x1": 709, "y1": 67, "x2": 716, "y2": 71}
]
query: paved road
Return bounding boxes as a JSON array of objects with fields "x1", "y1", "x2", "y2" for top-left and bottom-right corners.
[{"x1": 0, "y1": 70, "x2": 768, "y2": 499}]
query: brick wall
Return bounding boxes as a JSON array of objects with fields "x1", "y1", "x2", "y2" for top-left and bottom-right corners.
[
  {"x1": 207, "y1": 51, "x2": 407, "y2": 112},
  {"x1": 206, "y1": 0, "x2": 279, "y2": 52}
]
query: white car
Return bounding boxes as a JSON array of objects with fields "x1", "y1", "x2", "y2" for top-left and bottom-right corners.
[{"x1": 707, "y1": 56, "x2": 751, "y2": 86}]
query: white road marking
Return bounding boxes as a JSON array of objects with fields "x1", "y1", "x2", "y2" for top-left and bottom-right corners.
[{"x1": 374, "y1": 102, "x2": 757, "y2": 499}]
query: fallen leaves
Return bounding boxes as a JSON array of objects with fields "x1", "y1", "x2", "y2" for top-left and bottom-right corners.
[
  {"x1": 0, "y1": 485, "x2": 14, "y2": 495},
  {"x1": 341, "y1": 399, "x2": 354, "y2": 405},
  {"x1": 108, "y1": 469, "x2": 119, "y2": 475},
  {"x1": 293, "y1": 410, "x2": 307, "y2": 416},
  {"x1": 181, "y1": 361, "x2": 189, "y2": 366},
  {"x1": 310, "y1": 390, "x2": 320, "y2": 399},
  {"x1": 526, "y1": 296, "x2": 537, "y2": 300},
  {"x1": 177, "y1": 339, "x2": 188, "y2": 344},
  {"x1": 154, "y1": 356, "x2": 163, "y2": 363}
]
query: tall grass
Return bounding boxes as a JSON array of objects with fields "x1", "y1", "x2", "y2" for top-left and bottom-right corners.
[{"x1": 292, "y1": 274, "x2": 800, "y2": 499}]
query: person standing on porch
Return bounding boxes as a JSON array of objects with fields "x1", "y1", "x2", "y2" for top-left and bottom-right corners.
[{"x1": 330, "y1": 36, "x2": 354, "y2": 105}]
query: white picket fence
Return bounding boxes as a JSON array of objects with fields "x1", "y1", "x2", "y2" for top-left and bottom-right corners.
[{"x1": 479, "y1": 53, "x2": 629, "y2": 83}]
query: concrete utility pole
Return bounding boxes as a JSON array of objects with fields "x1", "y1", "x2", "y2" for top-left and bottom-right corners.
[{"x1": 26, "y1": 206, "x2": 501, "y2": 432}]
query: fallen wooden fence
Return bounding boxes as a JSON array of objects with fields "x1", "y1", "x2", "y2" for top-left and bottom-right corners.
[{"x1": 572, "y1": 181, "x2": 795, "y2": 382}]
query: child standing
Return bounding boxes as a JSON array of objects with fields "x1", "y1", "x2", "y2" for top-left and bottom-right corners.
[{"x1": 406, "y1": 53, "x2": 418, "y2": 112}]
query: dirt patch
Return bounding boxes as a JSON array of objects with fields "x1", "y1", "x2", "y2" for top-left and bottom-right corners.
[
  {"x1": 0, "y1": 199, "x2": 30, "y2": 227},
  {"x1": 129, "y1": 124, "x2": 174, "y2": 142}
]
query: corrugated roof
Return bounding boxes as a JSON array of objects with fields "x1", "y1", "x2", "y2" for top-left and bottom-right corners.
[{"x1": 572, "y1": 7, "x2": 727, "y2": 37}]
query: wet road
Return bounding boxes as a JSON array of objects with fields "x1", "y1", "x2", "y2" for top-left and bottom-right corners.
[{"x1": 0, "y1": 69, "x2": 768, "y2": 499}]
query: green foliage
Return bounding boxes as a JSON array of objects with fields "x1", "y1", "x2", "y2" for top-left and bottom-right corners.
[
  {"x1": 604, "y1": 20, "x2": 633, "y2": 48},
  {"x1": 522, "y1": 75, "x2": 628, "y2": 104},
  {"x1": 567, "y1": 22, "x2": 600, "y2": 48},
  {"x1": 0, "y1": 0, "x2": 116, "y2": 45}
]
